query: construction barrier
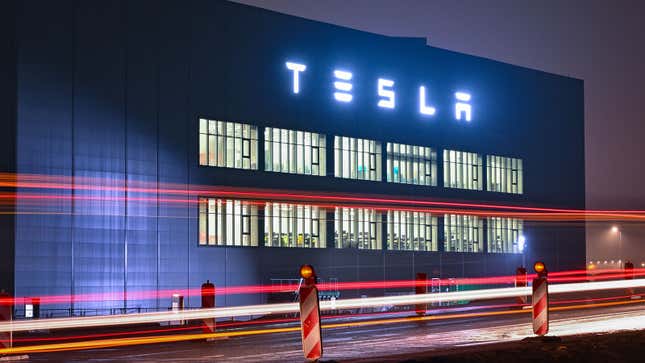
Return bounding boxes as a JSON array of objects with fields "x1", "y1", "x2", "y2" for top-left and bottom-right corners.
[
  {"x1": 298, "y1": 265, "x2": 322, "y2": 362},
  {"x1": 532, "y1": 262, "x2": 549, "y2": 336}
]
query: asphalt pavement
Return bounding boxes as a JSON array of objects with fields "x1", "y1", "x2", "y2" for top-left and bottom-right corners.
[{"x1": 21, "y1": 300, "x2": 645, "y2": 362}]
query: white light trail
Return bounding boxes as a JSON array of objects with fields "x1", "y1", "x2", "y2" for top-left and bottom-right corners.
[{"x1": 2, "y1": 278, "x2": 644, "y2": 333}]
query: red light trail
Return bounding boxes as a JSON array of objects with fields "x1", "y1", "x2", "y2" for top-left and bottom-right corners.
[{"x1": 0, "y1": 267, "x2": 642, "y2": 307}]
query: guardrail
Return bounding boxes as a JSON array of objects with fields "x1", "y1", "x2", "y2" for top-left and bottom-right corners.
[{"x1": 2, "y1": 278, "x2": 644, "y2": 334}]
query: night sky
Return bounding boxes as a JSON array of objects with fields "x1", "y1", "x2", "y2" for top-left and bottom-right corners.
[
  {"x1": 234, "y1": 0, "x2": 645, "y2": 210},
  {"x1": 234, "y1": 0, "x2": 645, "y2": 263}
]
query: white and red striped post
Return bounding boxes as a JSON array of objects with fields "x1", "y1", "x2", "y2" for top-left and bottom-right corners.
[
  {"x1": 0, "y1": 291, "x2": 12, "y2": 350},
  {"x1": 298, "y1": 264, "x2": 322, "y2": 362},
  {"x1": 532, "y1": 261, "x2": 549, "y2": 336}
]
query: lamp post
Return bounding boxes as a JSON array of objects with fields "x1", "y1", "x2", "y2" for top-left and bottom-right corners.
[{"x1": 611, "y1": 226, "x2": 622, "y2": 266}]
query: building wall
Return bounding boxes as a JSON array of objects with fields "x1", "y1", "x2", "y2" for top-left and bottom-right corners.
[
  {"x1": 12, "y1": 0, "x2": 585, "y2": 313},
  {"x1": 0, "y1": 0, "x2": 18, "y2": 297}
]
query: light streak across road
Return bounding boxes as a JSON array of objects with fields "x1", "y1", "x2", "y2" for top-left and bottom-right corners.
[
  {"x1": 1, "y1": 299, "x2": 644, "y2": 356},
  {"x1": 2, "y1": 278, "x2": 645, "y2": 333}
]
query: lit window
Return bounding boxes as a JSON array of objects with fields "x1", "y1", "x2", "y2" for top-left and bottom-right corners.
[
  {"x1": 198, "y1": 198, "x2": 258, "y2": 246},
  {"x1": 443, "y1": 214, "x2": 483, "y2": 253},
  {"x1": 264, "y1": 128, "x2": 326, "y2": 176},
  {"x1": 264, "y1": 203, "x2": 326, "y2": 248},
  {"x1": 335, "y1": 207, "x2": 382, "y2": 250},
  {"x1": 443, "y1": 150, "x2": 482, "y2": 190},
  {"x1": 334, "y1": 136, "x2": 381, "y2": 181},
  {"x1": 486, "y1": 155, "x2": 523, "y2": 194},
  {"x1": 386, "y1": 142, "x2": 437, "y2": 186},
  {"x1": 487, "y1": 217, "x2": 523, "y2": 253},
  {"x1": 387, "y1": 210, "x2": 437, "y2": 251},
  {"x1": 199, "y1": 118, "x2": 258, "y2": 169}
]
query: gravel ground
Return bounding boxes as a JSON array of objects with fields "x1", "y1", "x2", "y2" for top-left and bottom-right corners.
[{"x1": 344, "y1": 329, "x2": 645, "y2": 363}]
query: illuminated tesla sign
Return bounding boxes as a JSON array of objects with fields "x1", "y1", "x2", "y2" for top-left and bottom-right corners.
[{"x1": 285, "y1": 61, "x2": 472, "y2": 122}]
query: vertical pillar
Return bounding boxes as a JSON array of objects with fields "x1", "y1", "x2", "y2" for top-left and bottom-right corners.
[
  {"x1": 0, "y1": 0, "x2": 17, "y2": 304},
  {"x1": 381, "y1": 141, "x2": 387, "y2": 183},
  {"x1": 481, "y1": 218, "x2": 488, "y2": 254},
  {"x1": 436, "y1": 148, "x2": 444, "y2": 188},
  {"x1": 326, "y1": 135, "x2": 334, "y2": 178},
  {"x1": 437, "y1": 215, "x2": 445, "y2": 252},
  {"x1": 326, "y1": 209, "x2": 335, "y2": 249},
  {"x1": 257, "y1": 206, "x2": 266, "y2": 247},
  {"x1": 481, "y1": 154, "x2": 487, "y2": 192},
  {"x1": 257, "y1": 126, "x2": 265, "y2": 172}
]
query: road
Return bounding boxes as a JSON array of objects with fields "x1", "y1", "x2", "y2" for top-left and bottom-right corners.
[{"x1": 20, "y1": 300, "x2": 645, "y2": 362}]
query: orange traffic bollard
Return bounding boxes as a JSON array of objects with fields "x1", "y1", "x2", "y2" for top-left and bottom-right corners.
[
  {"x1": 532, "y1": 261, "x2": 549, "y2": 336},
  {"x1": 298, "y1": 264, "x2": 322, "y2": 362}
]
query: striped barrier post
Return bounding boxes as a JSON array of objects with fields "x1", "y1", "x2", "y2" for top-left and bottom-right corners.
[
  {"x1": 201, "y1": 280, "x2": 216, "y2": 338},
  {"x1": 0, "y1": 291, "x2": 11, "y2": 350},
  {"x1": 298, "y1": 264, "x2": 322, "y2": 362},
  {"x1": 532, "y1": 261, "x2": 549, "y2": 336}
]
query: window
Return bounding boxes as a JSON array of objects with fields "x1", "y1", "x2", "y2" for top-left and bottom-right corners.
[
  {"x1": 264, "y1": 128, "x2": 326, "y2": 176},
  {"x1": 264, "y1": 203, "x2": 326, "y2": 248},
  {"x1": 487, "y1": 155, "x2": 523, "y2": 194},
  {"x1": 335, "y1": 207, "x2": 382, "y2": 249},
  {"x1": 199, "y1": 118, "x2": 258, "y2": 169},
  {"x1": 386, "y1": 142, "x2": 437, "y2": 186},
  {"x1": 443, "y1": 150, "x2": 482, "y2": 190},
  {"x1": 443, "y1": 214, "x2": 483, "y2": 253},
  {"x1": 198, "y1": 198, "x2": 258, "y2": 246},
  {"x1": 488, "y1": 217, "x2": 523, "y2": 253},
  {"x1": 387, "y1": 210, "x2": 437, "y2": 251},
  {"x1": 334, "y1": 136, "x2": 382, "y2": 181}
]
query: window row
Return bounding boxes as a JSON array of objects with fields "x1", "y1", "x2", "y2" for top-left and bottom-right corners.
[
  {"x1": 386, "y1": 142, "x2": 437, "y2": 186},
  {"x1": 265, "y1": 127, "x2": 326, "y2": 176},
  {"x1": 199, "y1": 119, "x2": 523, "y2": 194},
  {"x1": 199, "y1": 119, "x2": 258, "y2": 169},
  {"x1": 487, "y1": 155, "x2": 523, "y2": 194},
  {"x1": 198, "y1": 198, "x2": 523, "y2": 254}
]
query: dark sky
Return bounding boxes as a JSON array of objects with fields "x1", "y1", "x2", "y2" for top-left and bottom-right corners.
[{"x1": 234, "y1": 0, "x2": 645, "y2": 210}]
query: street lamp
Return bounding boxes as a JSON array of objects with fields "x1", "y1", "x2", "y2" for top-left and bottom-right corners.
[{"x1": 611, "y1": 225, "x2": 622, "y2": 264}]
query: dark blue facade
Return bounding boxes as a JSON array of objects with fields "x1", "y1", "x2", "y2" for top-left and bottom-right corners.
[{"x1": 1, "y1": 0, "x2": 585, "y2": 314}]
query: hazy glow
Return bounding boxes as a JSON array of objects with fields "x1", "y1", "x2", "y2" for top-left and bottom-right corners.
[
  {"x1": 377, "y1": 78, "x2": 395, "y2": 108},
  {"x1": 518, "y1": 235, "x2": 526, "y2": 252},
  {"x1": 286, "y1": 62, "x2": 306, "y2": 94},
  {"x1": 419, "y1": 86, "x2": 436, "y2": 115}
]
